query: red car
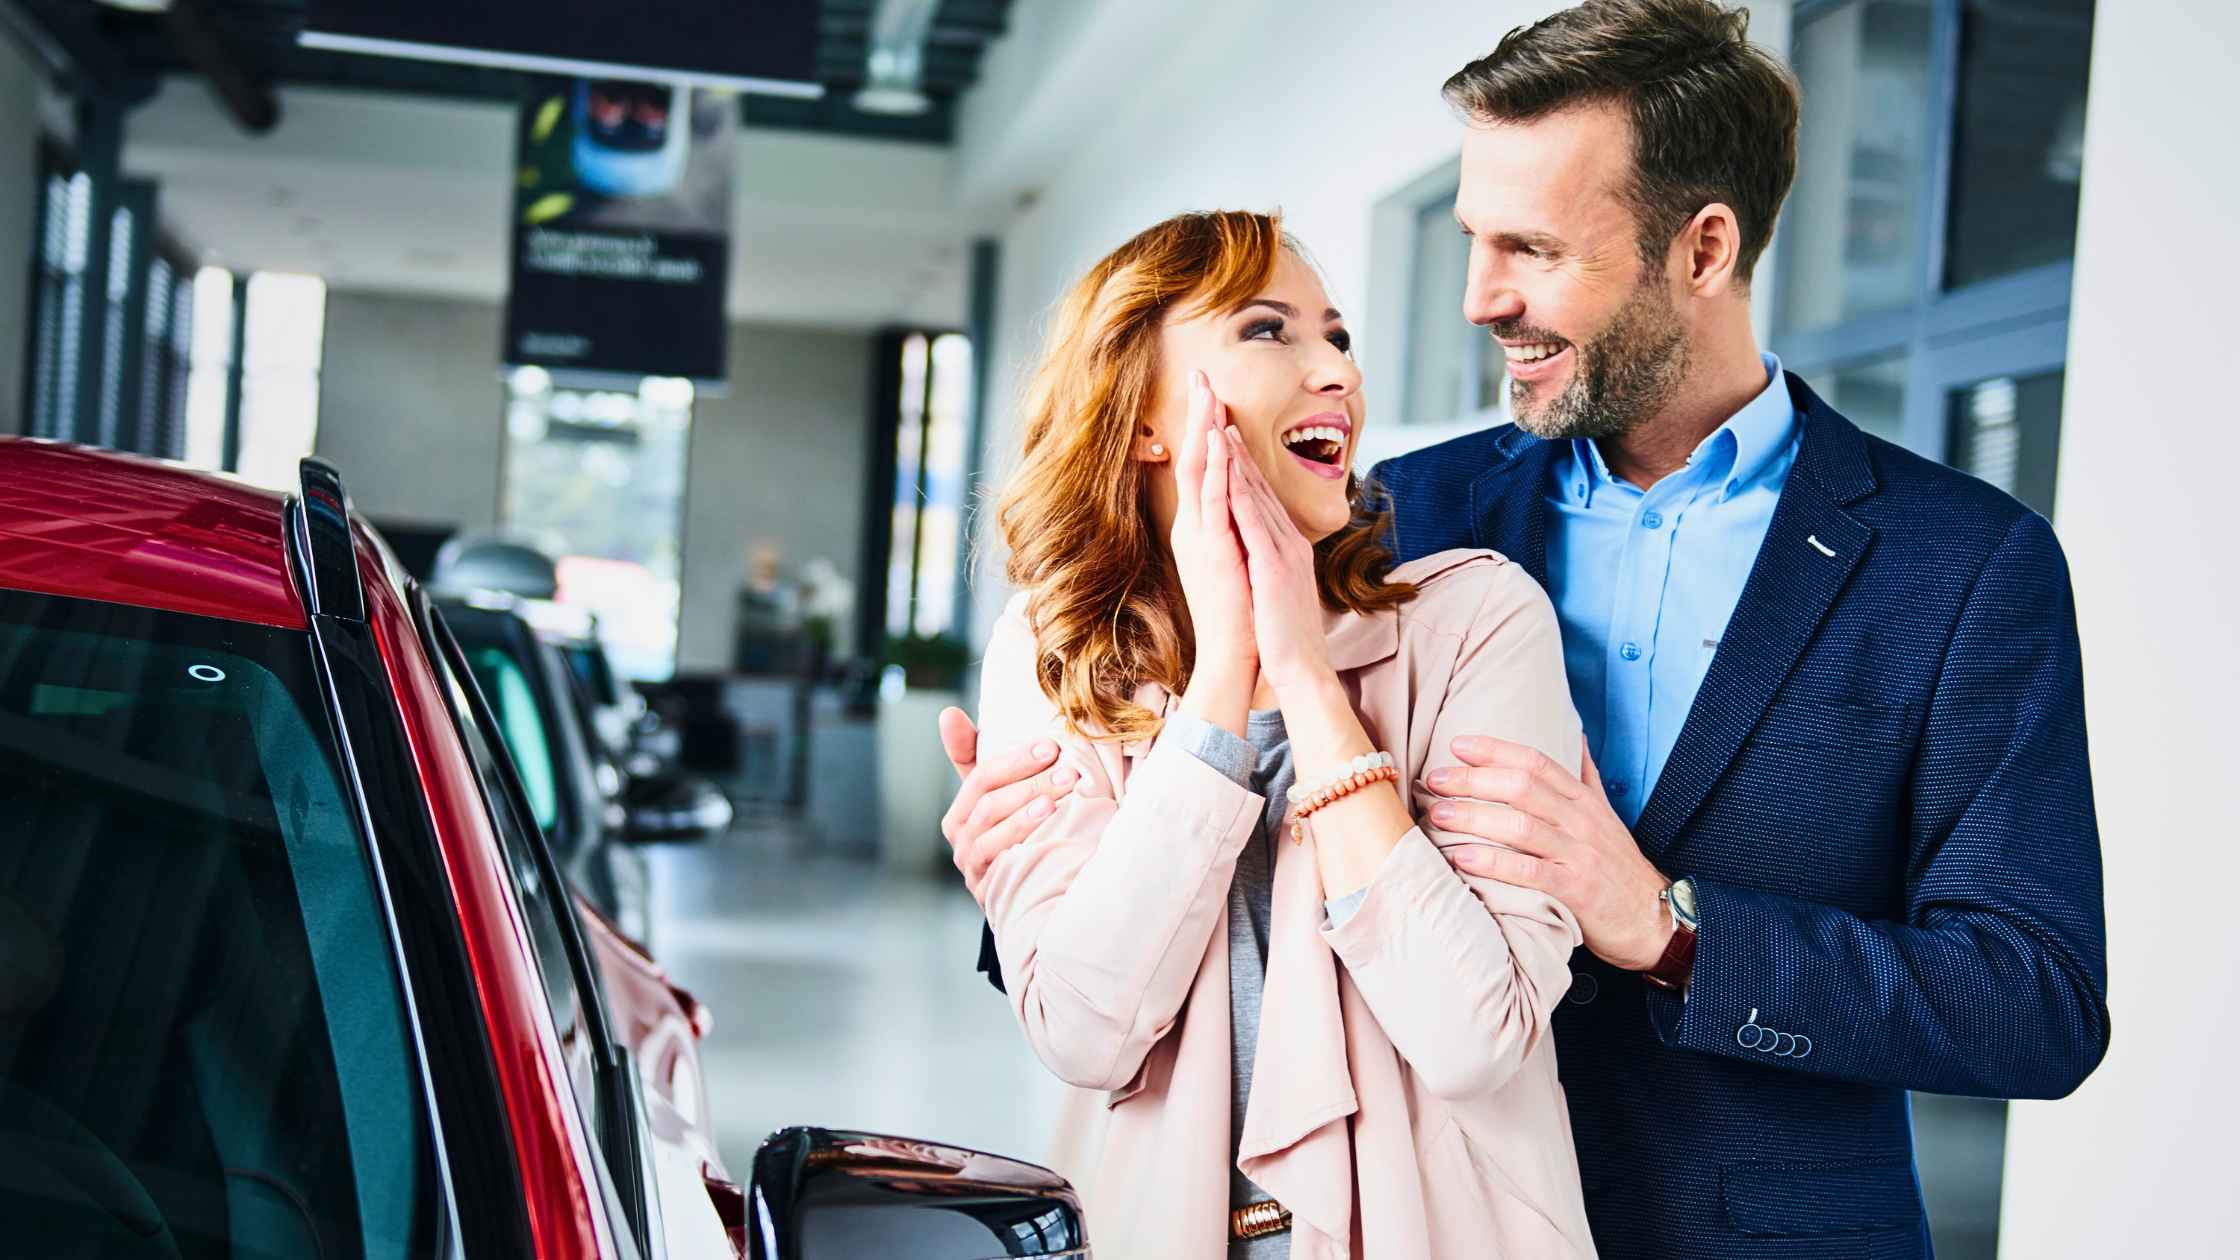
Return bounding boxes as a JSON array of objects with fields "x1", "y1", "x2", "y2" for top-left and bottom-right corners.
[{"x1": 0, "y1": 440, "x2": 1085, "y2": 1260}]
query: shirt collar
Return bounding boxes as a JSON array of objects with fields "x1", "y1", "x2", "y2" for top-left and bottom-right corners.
[
  {"x1": 1561, "y1": 352, "x2": 1793, "y2": 505},
  {"x1": 1701, "y1": 352, "x2": 1795, "y2": 501}
]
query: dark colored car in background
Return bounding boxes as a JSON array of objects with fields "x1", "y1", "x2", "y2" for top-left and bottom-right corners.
[
  {"x1": 0, "y1": 439, "x2": 1087, "y2": 1260},
  {"x1": 439, "y1": 593, "x2": 656, "y2": 946}
]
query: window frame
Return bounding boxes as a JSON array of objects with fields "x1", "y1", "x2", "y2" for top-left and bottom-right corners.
[{"x1": 1772, "y1": 0, "x2": 2083, "y2": 466}]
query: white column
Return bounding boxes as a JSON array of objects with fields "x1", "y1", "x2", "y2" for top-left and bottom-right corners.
[{"x1": 1999, "y1": 2, "x2": 2240, "y2": 1255}]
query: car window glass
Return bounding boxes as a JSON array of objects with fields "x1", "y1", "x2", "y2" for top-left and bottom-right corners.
[
  {"x1": 465, "y1": 645, "x2": 562, "y2": 832},
  {"x1": 0, "y1": 592, "x2": 435, "y2": 1258}
]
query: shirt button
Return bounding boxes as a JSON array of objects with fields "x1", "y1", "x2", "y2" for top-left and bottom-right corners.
[
  {"x1": 1606, "y1": 780, "x2": 1630, "y2": 796},
  {"x1": 1619, "y1": 642, "x2": 1643, "y2": 661},
  {"x1": 1641, "y1": 511, "x2": 1663, "y2": 529}
]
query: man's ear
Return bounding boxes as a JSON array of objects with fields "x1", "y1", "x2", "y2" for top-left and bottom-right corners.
[{"x1": 1683, "y1": 203, "x2": 1746, "y2": 298}]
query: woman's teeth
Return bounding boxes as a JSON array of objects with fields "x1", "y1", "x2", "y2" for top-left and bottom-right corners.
[
  {"x1": 1504, "y1": 342, "x2": 1565, "y2": 363},
  {"x1": 1282, "y1": 425, "x2": 1347, "y2": 464}
]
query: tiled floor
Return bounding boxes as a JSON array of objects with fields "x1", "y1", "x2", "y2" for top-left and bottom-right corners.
[{"x1": 642, "y1": 812, "x2": 1069, "y2": 1174}]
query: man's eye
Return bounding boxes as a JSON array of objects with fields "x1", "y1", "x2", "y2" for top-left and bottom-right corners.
[{"x1": 1516, "y1": 245, "x2": 1541, "y2": 259}]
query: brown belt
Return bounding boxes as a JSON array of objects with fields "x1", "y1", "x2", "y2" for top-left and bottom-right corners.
[{"x1": 1232, "y1": 1200, "x2": 1293, "y2": 1240}]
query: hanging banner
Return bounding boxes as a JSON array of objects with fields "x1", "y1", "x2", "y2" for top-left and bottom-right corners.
[{"x1": 504, "y1": 78, "x2": 735, "y2": 388}]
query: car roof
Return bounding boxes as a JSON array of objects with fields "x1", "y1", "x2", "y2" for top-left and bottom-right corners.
[{"x1": 0, "y1": 439, "x2": 307, "y2": 629}]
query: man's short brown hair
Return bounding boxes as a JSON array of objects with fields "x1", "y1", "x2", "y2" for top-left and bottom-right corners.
[{"x1": 1444, "y1": 0, "x2": 1800, "y2": 284}]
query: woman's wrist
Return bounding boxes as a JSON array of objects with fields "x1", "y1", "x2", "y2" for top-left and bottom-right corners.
[
  {"x1": 1279, "y1": 670, "x2": 1373, "y2": 778},
  {"x1": 1180, "y1": 664, "x2": 1255, "y2": 739}
]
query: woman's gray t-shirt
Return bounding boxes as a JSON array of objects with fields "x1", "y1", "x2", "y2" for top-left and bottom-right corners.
[{"x1": 1164, "y1": 710, "x2": 1370, "y2": 1260}]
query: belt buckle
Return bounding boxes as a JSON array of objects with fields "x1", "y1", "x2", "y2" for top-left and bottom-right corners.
[{"x1": 1231, "y1": 1200, "x2": 1292, "y2": 1240}]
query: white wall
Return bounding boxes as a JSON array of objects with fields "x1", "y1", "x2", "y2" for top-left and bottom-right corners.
[
  {"x1": 675, "y1": 324, "x2": 873, "y2": 673},
  {"x1": 1997, "y1": 2, "x2": 2240, "y2": 1255},
  {"x1": 954, "y1": 0, "x2": 1786, "y2": 646},
  {"x1": 315, "y1": 291, "x2": 508, "y2": 530},
  {"x1": 0, "y1": 36, "x2": 45, "y2": 432}
]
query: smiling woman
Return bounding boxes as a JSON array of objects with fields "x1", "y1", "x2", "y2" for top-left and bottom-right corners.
[{"x1": 969, "y1": 208, "x2": 1597, "y2": 1259}]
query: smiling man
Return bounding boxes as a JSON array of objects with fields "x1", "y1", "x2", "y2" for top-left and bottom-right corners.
[{"x1": 939, "y1": 2, "x2": 2109, "y2": 1257}]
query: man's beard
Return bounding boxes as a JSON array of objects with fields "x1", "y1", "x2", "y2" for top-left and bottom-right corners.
[{"x1": 1500, "y1": 272, "x2": 1690, "y2": 442}]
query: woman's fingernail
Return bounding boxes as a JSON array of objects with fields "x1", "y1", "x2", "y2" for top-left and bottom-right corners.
[
  {"x1": 1034, "y1": 740, "x2": 1057, "y2": 760},
  {"x1": 1028, "y1": 797, "x2": 1054, "y2": 819},
  {"x1": 1052, "y1": 767, "x2": 1078, "y2": 788},
  {"x1": 1427, "y1": 767, "x2": 1455, "y2": 791},
  {"x1": 1429, "y1": 801, "x2": 1459, "y2": 823}
]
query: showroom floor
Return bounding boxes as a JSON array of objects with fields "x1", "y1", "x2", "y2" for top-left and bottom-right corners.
[{"x1": 643, "y1": 813, "x2": 1070, "y2": 1175}]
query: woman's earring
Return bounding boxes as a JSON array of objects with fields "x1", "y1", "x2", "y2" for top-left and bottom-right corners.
[{"x1": 1148, "y1": 443, "x2": 1166, "y2": 457}]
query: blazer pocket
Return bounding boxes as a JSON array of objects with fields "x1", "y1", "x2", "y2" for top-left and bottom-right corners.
[
  {"x1": 1721, "y1": 1154, "x2": 1923, "y2": 1236},
  {"x1": 1750, "y1": 695, "x2": 1915, "y2": 750}
]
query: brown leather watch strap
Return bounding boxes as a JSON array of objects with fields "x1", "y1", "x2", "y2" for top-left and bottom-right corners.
[{"x1": 1642, "y1": 919, "x2": 1698, "y2": 992}]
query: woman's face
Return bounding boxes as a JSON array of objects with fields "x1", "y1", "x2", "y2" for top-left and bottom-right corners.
[{"x1": 1143, "y1": 251, "x2": 1364, "y2": 543}]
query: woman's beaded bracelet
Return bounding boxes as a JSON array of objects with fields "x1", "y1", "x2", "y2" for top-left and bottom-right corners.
[{"x1": 1286, "y1": 750, "x2": 1399, "y2": 844}]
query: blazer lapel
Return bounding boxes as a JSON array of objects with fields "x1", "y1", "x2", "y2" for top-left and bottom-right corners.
[
  {"x1": 1632, "y1": 377, "x2": 1879, "y2": 858},
  {"x1": 1468, "y1": 429, "x2": 1559, "y2": 588}
]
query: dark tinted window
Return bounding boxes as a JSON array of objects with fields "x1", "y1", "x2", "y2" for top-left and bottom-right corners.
[{"x1": 0, "y1": 591, "x2": 433, "y2": 1259}]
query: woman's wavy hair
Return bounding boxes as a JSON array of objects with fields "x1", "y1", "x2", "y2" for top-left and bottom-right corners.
[{"x1": 995, "y1": 209, "x2": 1416, "y2": 744}]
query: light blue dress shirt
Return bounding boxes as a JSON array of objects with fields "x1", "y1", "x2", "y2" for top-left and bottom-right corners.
[{"x1": 1544, "y1": 353, "x2": 1801, "y2": 826}]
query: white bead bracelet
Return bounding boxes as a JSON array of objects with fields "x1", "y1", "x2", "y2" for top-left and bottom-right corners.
[{"x1": 1286, "y1": 750, "x2": 1397, "y2": 807}]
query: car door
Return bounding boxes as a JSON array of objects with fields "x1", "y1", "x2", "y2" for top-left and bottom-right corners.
[{"x1": 419, "y1": 590, "x2": 736, "y2": 1259}]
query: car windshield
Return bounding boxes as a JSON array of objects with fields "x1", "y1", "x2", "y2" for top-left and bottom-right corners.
[{"x1": 0, "y1": 590, "x2": 436, "y2": 1259}]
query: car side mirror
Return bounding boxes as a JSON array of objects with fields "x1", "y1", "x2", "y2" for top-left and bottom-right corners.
[
  {"x1": 620, "y1": 771, "x2": 733, "y2": 844},
  {"x1": 746, "y1": 1126, "x2": 1086, "y2": 1259}
]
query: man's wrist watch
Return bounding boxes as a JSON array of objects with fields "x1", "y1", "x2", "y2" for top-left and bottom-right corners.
[{"x1": 1643, "y1": 877, "x2": 1699, "y2": 993}]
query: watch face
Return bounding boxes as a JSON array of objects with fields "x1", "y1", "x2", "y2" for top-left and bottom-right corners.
[{"x1": 1671, "y1": 878, "x2": 1698, "y2": 923}]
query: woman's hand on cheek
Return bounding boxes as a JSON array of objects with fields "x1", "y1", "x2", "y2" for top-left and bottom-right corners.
[
  {"x1": 1169, "y1": 373, "x2": 1257, "y2": 686},
  {"x1": 1224, "y1": 427, "x2": 1333, "y2": 698}
]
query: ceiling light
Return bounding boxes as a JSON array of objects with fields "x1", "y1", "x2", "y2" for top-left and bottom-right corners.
[{"x1": 852, "y1": 0, "x2": 940, "y2": 117}]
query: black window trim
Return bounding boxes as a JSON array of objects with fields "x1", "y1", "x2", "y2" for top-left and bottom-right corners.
[{"x1": 287, "y1": 500, "x2": 539, "y2": 1258}]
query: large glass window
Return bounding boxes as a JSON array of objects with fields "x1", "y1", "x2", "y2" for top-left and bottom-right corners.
[
  {"x1": 500, "y1": 370, "x2": 692, "y2": 680},
  {"x1": 236, "y1": 272, "x2": 330, "y2": 492},
  {"x1": 883, "y1": 331, "x2": 973, "y2": 639},
  {"x1": 1776, "y1": 0, "x2": 1935, "y2": 334},
  {"x1": 0, "y1": 591, "x2": 435, "y2": 1258},
  {"x1": 1943, "y1": 0, "x2": 2094, "y2": 289},
  {"x1": 183, "y1": 266, "x2": 238, "y2": 471}
]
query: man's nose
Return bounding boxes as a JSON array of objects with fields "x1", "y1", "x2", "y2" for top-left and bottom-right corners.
[{"x1": 1465, "y1": 275, "x2": 1526, "y2": 327}]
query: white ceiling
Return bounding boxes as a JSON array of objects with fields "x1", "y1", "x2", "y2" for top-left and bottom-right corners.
[{"x1": 124, "y1": 78, "x2": 975, "y2": 330}]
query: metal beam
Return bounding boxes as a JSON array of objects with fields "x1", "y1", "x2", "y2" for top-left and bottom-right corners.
[{"x1": 164, "y1": 0, "x2": 280, "y2": 132}]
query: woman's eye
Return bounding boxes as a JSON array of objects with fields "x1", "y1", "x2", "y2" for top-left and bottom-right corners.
[
  {"x1": 1328, "y1": 331, "x2": 1353, "y2": 354},
  {"x1": 1242, "y1": 318, "x2": 1286, "y2": 342}
]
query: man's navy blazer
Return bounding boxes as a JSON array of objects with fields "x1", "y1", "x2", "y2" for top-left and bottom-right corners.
[{"x1": 1368, "y1": 372, "x2": 2109, "y2": 1259}]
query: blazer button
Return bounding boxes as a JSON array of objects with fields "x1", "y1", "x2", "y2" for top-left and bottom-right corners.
[{"x1": 1566, "y1": 971, "x2": 1599, "y2": 1005}]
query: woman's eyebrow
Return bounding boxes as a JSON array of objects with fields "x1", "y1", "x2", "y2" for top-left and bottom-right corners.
[{"x1": 1235, "y1": 298, "x2": 1345, "y2": 321}]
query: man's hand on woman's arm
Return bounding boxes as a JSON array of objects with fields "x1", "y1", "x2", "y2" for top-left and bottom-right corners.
[{"x1": 939, "y1": 706, "x2": 1075, "y2": 897}]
